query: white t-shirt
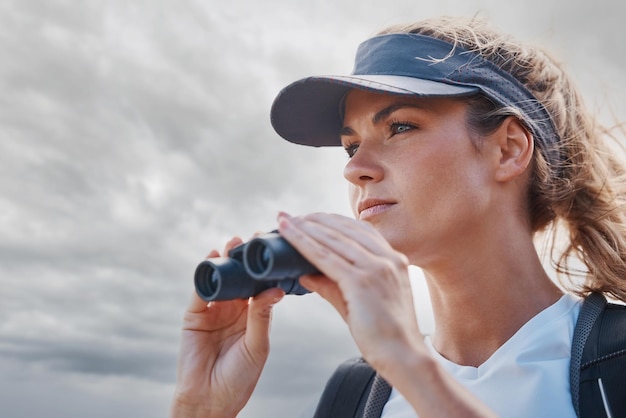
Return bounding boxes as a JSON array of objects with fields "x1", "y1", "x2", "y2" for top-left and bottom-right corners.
[{"x1": 382, "y1": 294, "x2": 582, "y2": 418}]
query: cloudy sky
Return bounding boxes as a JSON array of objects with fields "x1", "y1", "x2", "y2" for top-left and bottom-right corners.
[{"x1": 1, "y1": 1, "x2": 624, "y2": 417}]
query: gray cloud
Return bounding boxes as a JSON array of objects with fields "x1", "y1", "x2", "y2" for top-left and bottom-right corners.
[{"x1": 0, "y1": 334, "x2": 175, "y2": 382}]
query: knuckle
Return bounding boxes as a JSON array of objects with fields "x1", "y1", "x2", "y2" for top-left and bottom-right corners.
[
  {"x1": 311, "y1": 244, "x2": 332, "y2": 260},
  {"x1": 303, "y1": 212, "x2": 325, "y2": 222},
  {"x1": 371, "y1": 258, "x2": 396, "y2": 278}
]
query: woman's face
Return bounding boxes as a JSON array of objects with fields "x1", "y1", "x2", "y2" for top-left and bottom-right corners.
[{"x1": 341, "y1": 89, "x2": 494, "y2": 266}]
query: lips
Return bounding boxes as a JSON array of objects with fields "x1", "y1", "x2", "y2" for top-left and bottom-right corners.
[{"x1": 357, "y1": 198, "x2": 396, "y2": 219}]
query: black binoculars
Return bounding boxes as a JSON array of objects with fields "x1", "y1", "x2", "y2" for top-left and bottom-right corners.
[{"x1": 194, "y1": 231, "x2": 318, "y2": 301}]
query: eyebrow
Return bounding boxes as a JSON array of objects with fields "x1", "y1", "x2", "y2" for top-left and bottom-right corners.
[{"x1": 340, "y1": 101, "x2": 428, "y2": 137}]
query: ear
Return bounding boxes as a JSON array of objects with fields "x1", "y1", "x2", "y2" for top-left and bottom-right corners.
[{"x1": 491, "y1": 116, "x2": 534, "y2": 182}]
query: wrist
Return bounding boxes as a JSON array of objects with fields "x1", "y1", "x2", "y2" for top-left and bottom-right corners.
[
  {"x1": 365, "y1": 327, "x2": 430, "y2": 378},
  {"x1": 376, "y1": 341, "x2": 436, "y2": 385}
]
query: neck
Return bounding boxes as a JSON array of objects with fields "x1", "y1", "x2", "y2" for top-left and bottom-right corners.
[{"x1": 419, "y1": 233, "x2": 562, "y2": 367}]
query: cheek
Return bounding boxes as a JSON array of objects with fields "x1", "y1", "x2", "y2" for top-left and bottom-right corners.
[
  {"x1": 438, "y1": 157, "x2": 492, "y2": 220},
  {"x1": 405, "y1": 145, "x2": 487, "y2": 215}
]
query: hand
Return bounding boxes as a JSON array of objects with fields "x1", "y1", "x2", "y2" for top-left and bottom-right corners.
[
  {"x1": 278, "y1": 213, "x2": 498, "y2": 418},
  {"x1": 277, "y1": 213, "x2": 426, "y2": 376},
  {"x1": 171, "y1": 237, "x2": 285, "y2": 418}
]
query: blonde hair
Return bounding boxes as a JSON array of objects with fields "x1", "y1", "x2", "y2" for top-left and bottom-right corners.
[{"x1": 378, "y1": 16, "x2": 626, "y2": 302}]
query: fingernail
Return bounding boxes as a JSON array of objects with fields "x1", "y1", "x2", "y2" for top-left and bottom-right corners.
[
  {"x1": 277, "y1": 211, "x2": 291, "y2": 220},
  {"x1": 273, "y1": 290, "x2": 286, "y2": 304}
]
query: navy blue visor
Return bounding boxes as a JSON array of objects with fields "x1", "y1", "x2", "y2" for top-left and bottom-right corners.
[{"x1": 270, "y1": 33, "x2": 560, "y2": 165}]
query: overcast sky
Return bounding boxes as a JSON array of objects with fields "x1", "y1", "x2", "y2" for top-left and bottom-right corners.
[{"x1": 1, "y1": 1, "x2": 625, "y2": 417}]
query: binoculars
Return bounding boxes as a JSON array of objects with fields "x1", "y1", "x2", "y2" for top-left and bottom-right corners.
[{"x1": 194, "y1": 232, "x2": 318, "y2": 301}]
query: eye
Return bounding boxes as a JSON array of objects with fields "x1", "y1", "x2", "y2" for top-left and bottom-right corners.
[
  {"x1": 389, "y1": 120, "x2": 418, "y2": 136},
  {"x1": 343, "y1": 142, "x2": 359, "y2": 158}
]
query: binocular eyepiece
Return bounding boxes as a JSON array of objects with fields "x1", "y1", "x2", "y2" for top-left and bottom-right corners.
[{"x1": 194, "y1": 232, "x2": 318, "y2": 301}]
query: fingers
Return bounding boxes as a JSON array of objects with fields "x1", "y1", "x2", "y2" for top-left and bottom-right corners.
[
  {"x1": 244, "y1": 287, "x2": 285, "y2": 365},
  {"x1": 223, "y1": 236, "x2": 244, "y2": 254},
  {"x1": 277, "y1": 212, "x2": 403, "y2": 289},
  {"x1": 289, "y1": 212, "x2": 389, "y2": 254},
  {"x1": 277, "y1": 212, "x2": 414, "y2": 328},
  {"x1": 279, "y1": 212, "x2": 395, "y2": 264}
]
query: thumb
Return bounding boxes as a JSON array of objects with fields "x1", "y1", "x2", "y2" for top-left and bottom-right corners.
[{"x1": 244, "y1": 287, "x2": 285, "y2": 362}]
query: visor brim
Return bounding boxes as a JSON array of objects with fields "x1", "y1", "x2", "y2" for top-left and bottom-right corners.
[{"x1": 270, "y1": 75, "x2": 479, "y2": 147}]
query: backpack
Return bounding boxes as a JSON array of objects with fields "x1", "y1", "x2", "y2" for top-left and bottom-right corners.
[{"x1": 313, "y1": 293, "x2": 626, "y2": 418}]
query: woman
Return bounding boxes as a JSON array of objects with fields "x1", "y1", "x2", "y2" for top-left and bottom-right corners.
[{"x1": 170, "y1": 16, "x2": 626, "y2": 417}]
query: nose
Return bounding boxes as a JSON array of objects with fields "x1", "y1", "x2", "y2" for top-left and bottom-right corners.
[{"x1": 343, "y1": 143, "x2": 384, "y2": 186}]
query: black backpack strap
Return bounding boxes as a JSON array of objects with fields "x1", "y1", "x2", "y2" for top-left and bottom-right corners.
[
  {"x1": 570, "y1": 292, "x2": 606, "y2": 417},
  {"x1": 572, "y1": 292, "x2": 626, "y2": 418},
  {"x1": 313, "y1": 357, "x2": 376, "y2": 418},
  {"x1": 363, "y1": 375, "x2": 392, "y2": 418}
]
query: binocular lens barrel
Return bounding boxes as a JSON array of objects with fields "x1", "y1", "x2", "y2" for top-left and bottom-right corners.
[
  {"x1": 245, "y1": 240, "x2": 272, "y2": 277},
  {"x1": 195, "y1": 262, "x2": 221, "y2": 297},
  {"x1": 243, "y1": 233, "x2": 319, "y2": 279},
  {"x1": 193, "y1": 232, "x2": 316, "y2": 301}
]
